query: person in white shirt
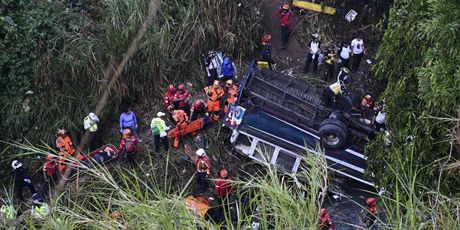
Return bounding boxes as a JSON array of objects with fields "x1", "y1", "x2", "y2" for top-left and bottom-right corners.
[
  {"x1": 351, "y1": 37, "x2": 365, "y2": 71},
  {"x1": 304, "y1": 34, "x2": 321, "y2": 73},
  {"x1": 339, "y1": 41, "x2": 351, "y2": 69}
]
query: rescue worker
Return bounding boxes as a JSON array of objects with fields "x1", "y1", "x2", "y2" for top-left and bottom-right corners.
[
  {"x1": 276, "y1": 3, "x2": 294, "y2": 48},
  {"x1": 338, "y1": 41, "x2": 351, "y2": 69},
  {"x1": 190, "y1": 99, "x2": 208, "y2": 121},
  {"x1": 204, "y1": 80, "x2": 225, "y2": 121},
  {"x1": 172, "y1": 109, "x2": 189, "y2": 147},
  {"x1": 43, "y1": 154, "x2": 58, "y2": 184},
  {"x1": 12, "y1": 160, "x2": 37, "y2": 202},
  {"x1": 361, "y1": 95, "x2": 374, "y2": 118},
  {"x1": 363, "y1": 198, "x2": 378, "y2": 227},
  {"x1": 319, "y1": 208, "x2": 334, "y2": 230},
  {"x1": 351, "y1": 36, "x2": 365, "y2": 72},
  {"x1": 214, "y1": 169, "x2": 234, "y2": 201},
  {"x1": 173, "y1": 84, "x2": 191, "y2": 116},
  {"x1": 56, "y1": 129, "x2": 76, "y2": 174},
  {"x1": 164, "y1": 84, "x2": 176, "y2": 111},
  {"x1": 260, "y1": 44, "x2": 275, "y2": 70},
  {"x1": 195, "y1": 148, "x2": 211, "y2": 194},
  {"x1": 205, "y1": 51, "x2": 219, "y2": 86},
  {"x1": 150, "y1": 112, "x2": 170, "y2": 153},
  {"x1": 373, "y1": 102, "x2": 386, "y2": 131},
  {"x1": 116, "y1": 129, "x2": 138, "y2": 168},
  {"x1": 0, "y1": 204, "x2": 15, "y2": 220},
  {"x1": 337, "y1": 67, "x2": 350, "y2": 84},
  {"x1": 30, "y1": 193, "x2": 49, "y2": 218},
  {"x1": 119, "y1": 106, "x2": 141, "y2": 142},
  {"x1": 323, "y1": 46, "x2": 336, "y2": 81},
  {"x1": 224, "y1": 79, "x2": 238, "y2": 114},
  {"x1": 83, "y1": 112, "x2": 102, "y2": 150},
  {"x1": 221, "y1": 57, "x2": 237, "y2": 81},
  {"x1": 322, "y1": 80, "x2": 344, "y2": 107},
  {"x1": 304, "y1": 33, "x2": 321, "y2": 73}
]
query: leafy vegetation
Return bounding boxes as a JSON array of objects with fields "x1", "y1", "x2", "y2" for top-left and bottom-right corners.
[
  {"x1": 369, "y1": 0, "x2": 460, "y2": 193},
  {"x1": 0, "y1": 0, "x2": 261, "y2": 180}
]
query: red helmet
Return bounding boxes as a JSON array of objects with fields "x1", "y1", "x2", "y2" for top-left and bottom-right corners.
[
  {"x1": 320, "y1": 208, "x2": 326, "y2": 214},
  {"x1": 57, "y1": 129, "x2": 66, "y2": 136},
  {"x1": 46, "y1": 154, "x2": 54, "y2": 161},
  {"x1": 366, "y1": 198, "x2": 376, "y2": 206},
  {"x1": 220, "y1": 169, "x2": 228, "y2": 178},
  {"x1": 168, "y1": 84, "x2": 175, "y2": 91},
  {"x1": 123, "y1": 129, "x2": 132, "y2": 136},
  {"x1": 282, "y1": 3, "x2": 289, "y2": 10},
  {"x1": 194, "y1": 100, "x2": 203, "y2": 108},
  {"x1": 178, "y1": 84, "x2": 185, "y2": 90}
]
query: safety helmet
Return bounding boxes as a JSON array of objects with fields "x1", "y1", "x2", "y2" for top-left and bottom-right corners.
[
  {"x1": 194, "y1": 100, "x2": 203, "y2": 108},
  {"x1": 168, "y1": 84, "x2": 175, "y2": 91},
  {"x1": 364, "y1": 95, "x2": 372, "y2": 100},
  {"x1": 312, "y1": 33, "x2": 320, "y2": 39},
  {"x1": 46, "y1": 154, "x2": 54, "y2": 161},
  {"x1": 320, "y1": 208, "x2": 327, "y2": 214},
  {"x1": 223, "y1": 57, "x2": 230, "y2": 65},
  {"x1": 89, "y1": 112, "x2": 99, "y2": 122},
  {"x1": 123, "y1": 129, "x2": 132, "y2": 136},
  {"x1": 208, "y1": 51, "x2": 216, "y2": 57},
  {"x1": 226, "y1": 79, "x2": 233, "y2": 86},
  {"x1": 196, "y1": 148, "x2": 206, "y2": 157},
  {"x1": 213, "y1": 80, "x2": 220, "y2": 87},
  {"x1": 220, "y1": 169, "x2": 228, "y2": 178},
  {"x1": 32, "y1": 193, "x2": 44, "y2": 204},
  {"x1": 11, "y1": 160, "x2": 23, "y2": 170},
  {"x1": 57, "y1": 129, "x2": 66, "y2": 136},
  {"x1": 366, "y1": 197, "x2": 376, "y2": 206},
  {"x1": 157, "y1": 111, "x2": 166, "y2": 117},
  {"x1": 282, "y1": 3, "x2": 289, "y2": 10},
  {"x1": 262, "y1": 33, "x2": 272, "y2": 43},
  {"x1": 178, "y1": 84, "x2": 185, "y2": 90}
]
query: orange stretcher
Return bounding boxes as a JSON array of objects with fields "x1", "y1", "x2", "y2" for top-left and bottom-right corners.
[
  {"x1": 185, "y1": 195, "x2": 211, "y2": 218},
  {"x1": 168, "y1": 117, "x2": 210, "y2": 148},
  {"x1": 292, "y1": 0, "x2": 337, "y2": 15}
]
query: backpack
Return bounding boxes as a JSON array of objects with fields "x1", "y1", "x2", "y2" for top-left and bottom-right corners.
[
  {"x1": 152, "y1": 126, "x2": 160, "y2": 135},
  {"x1": 124, "y1": 137, "x2": 135, "y2": 154},
  {"x1": 222, "y1": 60, "x2": 233, "y2": 76}
]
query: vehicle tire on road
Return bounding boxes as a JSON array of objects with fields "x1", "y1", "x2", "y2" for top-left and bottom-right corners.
[{"x1": 319, "y1": 118, "x2": 348, "y2": 149}]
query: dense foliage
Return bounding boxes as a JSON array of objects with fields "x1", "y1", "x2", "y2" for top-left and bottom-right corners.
[
  {"x1": 368, "y1": 0, "x2": 460, "y2": 192},
  {"x1": 0, "y1": 0, "x2": 261, "y2": 179}
]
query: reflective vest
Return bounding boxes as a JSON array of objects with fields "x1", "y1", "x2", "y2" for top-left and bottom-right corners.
[
  {"x1": 204, "y1": 86, "x2": 224, "y2": 101},
  {"x1": 173, "y1": 110, "x2": 188, "y2": 125},
  {"x1": 150, "y1": 117, "x2": 166, "y2": 135},
  {"x1": 325, "y1": 50, "x2": 335, "y2": 64},
  {"x1": 226, "y1": 85, "x2": 238, "y2": 104},
  {"x1": 329, "y1": 82, "x2": 342, "y2": 95},
  {"x1": 83, "y1": 116, "x2": 98, "y2": 132}
]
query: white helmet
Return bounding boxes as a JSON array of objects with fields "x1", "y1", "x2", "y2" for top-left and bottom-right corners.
[
  {"x1": 157, "y1": 112, "x2": 166, "y2": 117},
  {"x1": 11, "y1": 160, "x2": 23, "y2": 170},
  {"x1": 89, "y1": 112, "x2": 99, "y2": 122},
  {"x1": 196, "y1": 148, "x2": 206, "y2": 157}
]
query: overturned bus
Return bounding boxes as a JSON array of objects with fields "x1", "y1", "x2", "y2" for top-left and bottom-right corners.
[{"x1": 223, "y1": 63, "x2": 376, "y2": 186}]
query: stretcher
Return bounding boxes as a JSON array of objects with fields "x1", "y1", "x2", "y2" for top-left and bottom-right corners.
[
  {"x1": 168, "y1": 117, "x2": 210, "y2": 148},
  {"x1": 79, "y1": 144, "x2": 118, "y2": 168},
  {"x1": 185, "y1": 195, "x2": 211, "y2": 218},
  {"x1": 292, "y1": 0, "x2": 339, "y2": 15}
]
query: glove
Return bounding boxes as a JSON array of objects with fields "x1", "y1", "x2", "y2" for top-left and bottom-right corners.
[{"x1": 24, "y1": 178, "x2": 32, "y2": 184}]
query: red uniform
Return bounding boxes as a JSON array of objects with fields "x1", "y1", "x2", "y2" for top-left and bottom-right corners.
[
  {"x1": 196, "y1": 156, "x2": 211, "y2": 175},
  {"x1": 164, "y1": 88, "x2": 176, "y2": 111},
  {"x1": 276, "y1": 8, "x2": 294, "y2": 27},
  {"x1": 224, "y1": 84, "x2": 238, "y2": 114},
  {"x1": 214, "y1": 176, "x2": 233, "y2": 197},
  {"x1": 43, "y1": 161, "x2": 57, "y2": 177},
  {"x1": 174, "y1": 89, "x2": 191, "y2": 109},
  {"x1": 116, "y1": 136, "x2": 138, "y2": 154},
  {"x1": 319, "y1": 208, "x2": 334, "y2": 230}
]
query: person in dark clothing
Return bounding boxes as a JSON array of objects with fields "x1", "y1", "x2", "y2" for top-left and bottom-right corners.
[
  {"x1": 304, "y1": 34, "x2": 321, "y2": 73},
  {"x1": 12, "y1": 160, "x2": 37, "y2": 202},
  {"x1": 205, "y1": 51, "x2": 219, "y2": 86},
  {"x1": 260, "y1": 41, "x2": 275, "y2": 70}
]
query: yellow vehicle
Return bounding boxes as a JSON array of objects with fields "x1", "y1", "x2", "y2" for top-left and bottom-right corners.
[{"x1": 292, "y1": 0, "x2": 338, "y2": 15}]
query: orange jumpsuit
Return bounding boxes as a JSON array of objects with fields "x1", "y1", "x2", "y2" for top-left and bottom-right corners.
[
  {"x1": 224, "y1": 84, "x2": 238, "y2": 114},
  {"x1": 56, "y1": 135, "x2": 78, "y2": 174},
  {"x1": 173, "y1": 110, "x2": 189, "y2": 128},
  {"x1": 204, "y1": 85, "x2": 224, "y2": 120}
]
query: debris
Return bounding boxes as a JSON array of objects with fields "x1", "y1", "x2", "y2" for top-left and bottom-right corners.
[{"x1": 345, "y1": 10, "x2": 358, "y2": 22}]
